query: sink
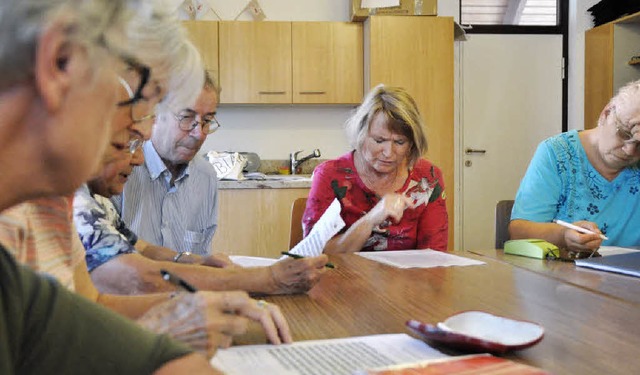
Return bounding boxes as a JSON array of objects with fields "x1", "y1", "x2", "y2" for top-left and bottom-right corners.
[
  {"x1": 262, "y1": 174, "x2": 312, "y2": 181},
  {"x1": 242, "y1": 172, "x2": 312, "y2": 182}
]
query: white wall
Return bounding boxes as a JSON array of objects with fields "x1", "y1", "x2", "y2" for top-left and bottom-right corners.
[
  {"x1": 568, "y1": 0, "x2": 599, "y2": 130},
  {"x1": 168, "y1": 0, "x2": 457, "y2": 159}
]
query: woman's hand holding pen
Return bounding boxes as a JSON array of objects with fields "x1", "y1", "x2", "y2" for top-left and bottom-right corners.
[{"x1": 559, "y1": 220, "x2": 604, "y2": 253}]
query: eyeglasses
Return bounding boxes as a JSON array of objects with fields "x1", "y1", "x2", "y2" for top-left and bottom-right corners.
[
  {"x1": 95, "y1": 34, "x2": 151, "y2": 110},
  {"x1": 127, "y1": 134, "x2": 143, "y2": 154},
  {"x1": 174, "y1": 111, "x2": 221, "y2": 134},
  {"x1": 612, "y1": 108, "x2": 640, "y2": 148},
  {"x1": 117, "y1": 75, "x2": 156, "y2": 123}
]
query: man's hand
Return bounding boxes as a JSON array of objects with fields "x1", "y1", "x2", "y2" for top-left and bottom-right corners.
[
  {"x1": 561, "y1": 220, "x2": 603, "y2": 253},
  {"x1": 267, "y1": 255, "x2": 328, "y2": 295},
  {"x1": 136, "y1": 291, "x2": 291, "y2": 358}
]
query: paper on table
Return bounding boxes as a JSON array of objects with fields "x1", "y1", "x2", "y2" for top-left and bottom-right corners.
[
  {"x1": 229, "y1": 255, "x2": 278, "y2": 268},
  {"x1": 362, "y1": 0, "x2": 400, "y2": 9},
  {"x1": 210, "y1": 333, "x2": 448, "y2": 375},
  {"x1": 286, "y1": 198, "x2": 345, "y2": 258},
  {"x1": 357, "y1": 250, "x2": 485, "y2": 269},
  {"x1": 597, "y1": 246, "x2": 640, "y2": 257}
]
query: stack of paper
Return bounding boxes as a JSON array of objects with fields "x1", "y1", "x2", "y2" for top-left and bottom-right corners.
[
  {"x1": 211, "y1": 334, "x2": 448, "y2": 375},
  {"x1": 357, "y1": 250, "x2": 485, "y2": 269}
]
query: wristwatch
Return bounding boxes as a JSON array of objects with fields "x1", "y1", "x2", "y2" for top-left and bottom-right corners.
[{"x1": 173, "y1": 251, "x2": 191, "y2": 263}]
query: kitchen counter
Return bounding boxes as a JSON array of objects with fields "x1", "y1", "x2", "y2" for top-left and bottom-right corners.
[{"x1": 218, "y1": 174, "x2": 313, "y2": 189}]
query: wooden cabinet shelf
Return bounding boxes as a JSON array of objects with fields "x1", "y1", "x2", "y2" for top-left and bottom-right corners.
[
  {"x1": 585, "y1": 10, "x2": 640, "y2": 129},
  {"x1": 627, "y1": 56, "x2": 640, "y2": 65}
]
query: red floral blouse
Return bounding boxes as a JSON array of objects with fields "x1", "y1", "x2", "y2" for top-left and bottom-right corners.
[{"x1": 303, "y1": 152, "x2": 448, "y2": 252}]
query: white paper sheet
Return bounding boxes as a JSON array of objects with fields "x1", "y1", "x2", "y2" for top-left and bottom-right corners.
[
  {"x1": 597, "y1": 246, "x2": 640, "y2": 257},
  {"x1": 285, "y1": 198, "x2": 345, "y2": 258},
  {"x1": 230, "y1": 255, "x2": 278, "y2": 268},
  {"x1": 361, "y1": 0, "x2": 400, "y2": 9},
  {"x1": 211, "y1": 334, "x2": 448, "y2": 375},
  {"x1": 357, "y1": 250, "x2": 485, "y2": 269}
]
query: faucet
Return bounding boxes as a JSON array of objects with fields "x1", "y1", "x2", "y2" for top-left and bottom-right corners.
[{"x1": 290, "y1": 149, "x2": 321, "y2": 175}]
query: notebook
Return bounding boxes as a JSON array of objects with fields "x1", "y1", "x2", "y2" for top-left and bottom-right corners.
[{"x1": 575, "y1": 251, "x2": 640, "y2": 278}]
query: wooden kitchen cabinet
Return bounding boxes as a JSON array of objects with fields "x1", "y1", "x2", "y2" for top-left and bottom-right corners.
[
  {"x1": 585, "y1": 12, "x2": 640, "y2": 129},
  {"x1": 292, "y1": 22, "x2": 363, "y2": 104},
  {"x1": 219, "y1": 21, "x2": 363, "y2": 104},
  {"x1": 182, "y1": 21, "x2": 219, "y2": 80},
  {"x1": 210, "y1": 188, "x2": 309, "y2": 257},
  {"x1": 366, "y1": 16, "x2": 455, "y2": 249},
  {"x1": 219, "y1": 21, "x2": 293, "y2": 104}
]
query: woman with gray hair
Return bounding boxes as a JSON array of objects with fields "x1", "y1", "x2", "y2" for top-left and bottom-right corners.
[
  {"x1": 0, "y1": 0, "x2": 214, "y2": 373},
  {"x1": 303, "y1": 84, "x2": 448, "y2": 253}
]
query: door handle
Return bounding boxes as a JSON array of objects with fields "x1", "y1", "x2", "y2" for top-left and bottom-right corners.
[{"x1": 465, "y1": 148, "x2": 487, "y2": 155}]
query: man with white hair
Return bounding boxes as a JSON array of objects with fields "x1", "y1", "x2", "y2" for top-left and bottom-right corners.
[{"x1": 510, "y1": 79, "x2": 640, "y2": 254}]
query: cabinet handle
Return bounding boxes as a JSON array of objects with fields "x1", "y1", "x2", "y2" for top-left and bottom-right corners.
[
  {"x1": 299, "y1": 91, "x2": 327, "y2": 95},
  {"x1": 465, "y1": 148, "x2": 487, "y2": 155},
  {"x1": 258, "y1": 91, "x2": 286, "y2": 95}
]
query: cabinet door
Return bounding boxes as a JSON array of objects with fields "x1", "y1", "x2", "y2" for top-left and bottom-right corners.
[
  {"x1": 219, "y1": 22, "x2": 292, "y2": 104},
  {"x1": 182, "y1": 21, "x2": 219, "y2": 80},
  {"x1": 585, "y1": 24, "x2": 613, "y2": 130},
  {"x1": 210, "y1": 189, "x2": 309, "y2": 257},
  {"x1": 367, "y1": 16, "x2": 454, "y2": 249},
  {"x1": 292, "y1": 22, "x2": 363, "y2": 104}
]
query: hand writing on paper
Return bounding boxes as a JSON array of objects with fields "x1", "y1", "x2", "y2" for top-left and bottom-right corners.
[
  {"x1": 268, "y1": 255, "x2": 328, "y2": 294},
  {"x1": 137, "y1": 291, "x2": 291, "y2": 358},
  {"x1": 561, "y1": 220, "x2": 604, "y2": 253}
]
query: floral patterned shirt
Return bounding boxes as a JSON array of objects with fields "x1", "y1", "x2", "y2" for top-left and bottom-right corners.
[
  {"x1": 303, "y1": 151, "x2": 448, "y2": 251},
  {"x1": 73, "y1": 184, "x2": 138, "y2": 272},
  {"x1": 512, "y1": 130, "x2": 640, "y2": 246}
]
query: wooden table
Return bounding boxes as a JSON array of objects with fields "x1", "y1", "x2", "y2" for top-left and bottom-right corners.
[
  {"x1": 247, "y1": 253, "x2": 640, "y2": 375},
  {"x1": 469, "y1": 248, "x2": 640, "y2": 305}
]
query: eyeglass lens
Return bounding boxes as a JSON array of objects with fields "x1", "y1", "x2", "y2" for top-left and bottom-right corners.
[{"x1": 176, "y1": 113, "x2": 220, "y2": 134}]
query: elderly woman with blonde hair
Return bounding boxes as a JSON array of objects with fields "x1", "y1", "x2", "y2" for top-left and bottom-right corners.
[{"x1": 303, "y1": 84, "x2": 448, "y2": 253}]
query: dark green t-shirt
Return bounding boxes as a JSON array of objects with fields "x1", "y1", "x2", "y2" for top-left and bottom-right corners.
[{"x1": 0, "y1": 246, "x2": 193, "y2": 374}]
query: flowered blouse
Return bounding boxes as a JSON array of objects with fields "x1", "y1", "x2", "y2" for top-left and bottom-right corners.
[{"x1": 303, "y1": 152, "x2": 448, "y2": 251}]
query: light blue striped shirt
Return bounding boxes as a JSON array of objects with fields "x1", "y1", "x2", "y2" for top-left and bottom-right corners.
[{"x1": 112, "y1": 141, "x2": 218, "y2": 255}]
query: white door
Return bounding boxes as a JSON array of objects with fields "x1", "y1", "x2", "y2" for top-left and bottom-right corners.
[{"x1": 461, "y1": 34, "x2": 563, "y2": 250}]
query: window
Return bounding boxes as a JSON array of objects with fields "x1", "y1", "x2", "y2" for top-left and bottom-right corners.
[{"x1": 461, "y1": 0, "x2": 559, "y2": 27}]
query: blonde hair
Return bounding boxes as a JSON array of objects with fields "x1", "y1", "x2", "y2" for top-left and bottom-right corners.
[{"x1": 345, "y1": 84, "x2": 428, "y2": 165}]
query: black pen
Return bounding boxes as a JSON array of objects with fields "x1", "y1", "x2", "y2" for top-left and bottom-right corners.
[
  {"x1": 160, "y1": 269, "x2": 198, "y2": 293},
  {"x1": 281, "y1": 251, "x2": 335, "y2": 269}
]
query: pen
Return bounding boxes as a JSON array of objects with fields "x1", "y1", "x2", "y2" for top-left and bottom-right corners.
[
  {"x1": 160, "y1": 269, "x2": 198, "y2": 293},
  {"x1": 281, "y1": 251, "x2": 335, "y2": 269},
  {"x1": 553, "y1": 219, "x2": 609, "y2": 240}
]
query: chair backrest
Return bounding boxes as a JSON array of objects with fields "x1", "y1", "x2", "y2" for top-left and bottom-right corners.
[
  {"x1": 289, "y1": 197, "x2": 308, "y2": 249},
  {"x1": 495, "y1": 200, "x2": 515, "y2": 249}
]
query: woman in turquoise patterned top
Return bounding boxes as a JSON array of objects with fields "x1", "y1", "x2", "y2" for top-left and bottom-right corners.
[{"x1": 511, "y1": 79, "x2": 640, "y2": 254}]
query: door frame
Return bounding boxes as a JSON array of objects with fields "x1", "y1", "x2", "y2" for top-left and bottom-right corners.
[{"x1": 454, "y1": 1, "x2": 569, "y2": 249}]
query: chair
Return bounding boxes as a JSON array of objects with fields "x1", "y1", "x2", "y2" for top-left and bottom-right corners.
[
  {"x1": 289, "y1": 197, "x2": 308, "y2": 249},
  {"x1": 495, "y1": 200, "x2": 515, "y2": 249}
]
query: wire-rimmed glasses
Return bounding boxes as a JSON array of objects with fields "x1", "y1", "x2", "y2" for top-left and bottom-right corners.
[{"x1": 174, "y1": 111, "x2": 221, "y2": 134}]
